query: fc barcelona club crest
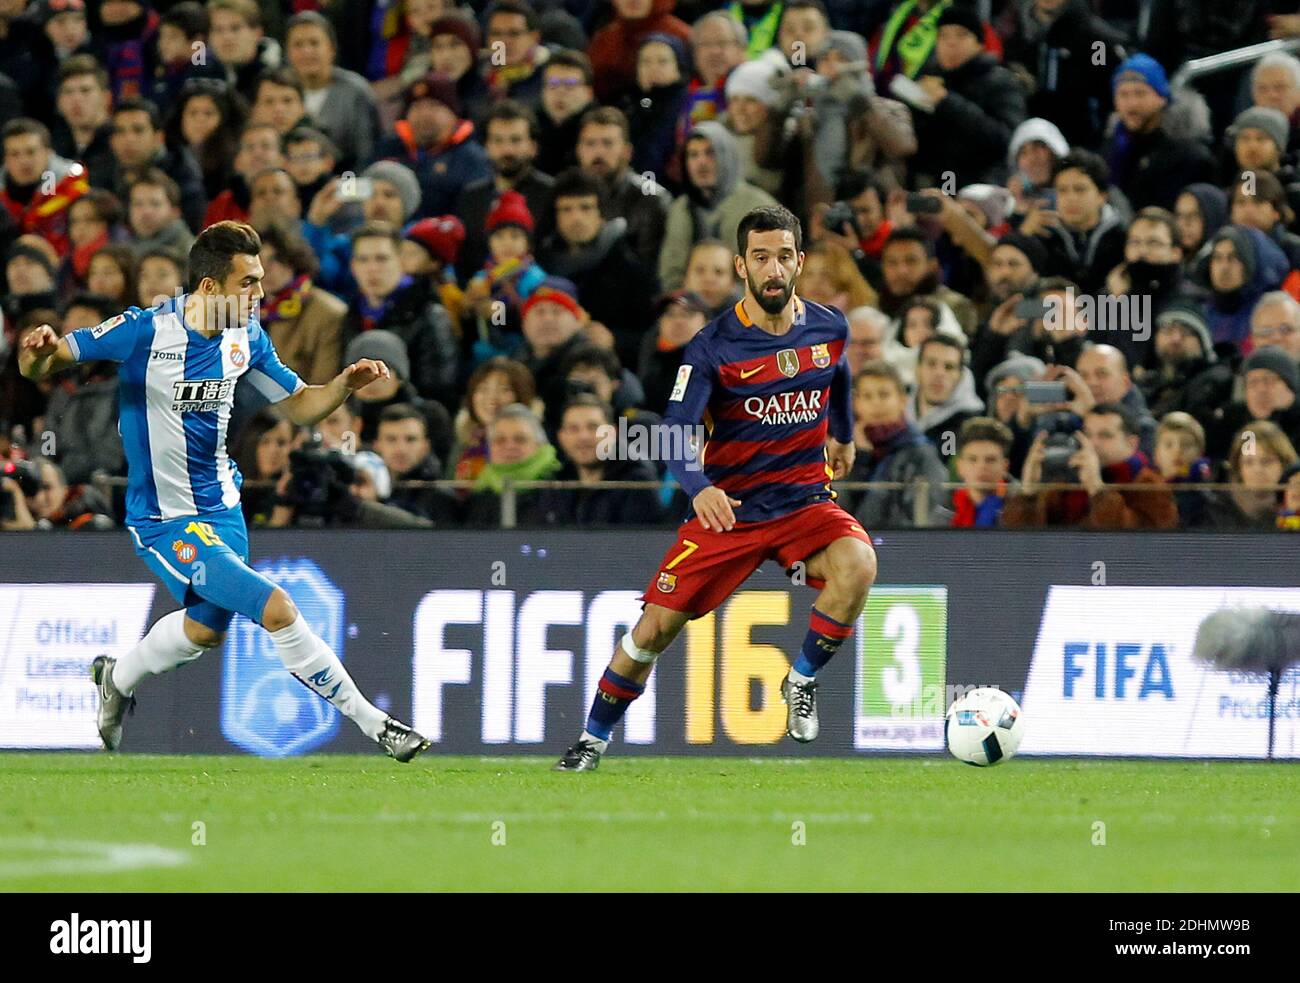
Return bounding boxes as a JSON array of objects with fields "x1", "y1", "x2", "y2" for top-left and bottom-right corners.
[
  {"x1": 776, "y1": 348, "x2": 799, "y2": 378},
  {"x1": 811, "y1": 343, "x2": 831, "y2": 368},
  {"x1": 656, "y1": 571, "x2": 678, "y2": 594}
]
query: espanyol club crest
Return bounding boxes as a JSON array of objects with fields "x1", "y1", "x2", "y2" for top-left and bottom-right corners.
[
  {"x1": 656, "y1": 572, "x2": 677, "y2": 594},
  {"x1": 811, "y1": 343, "x2": 831, "y2": 368},
  {"x1": 172, "y1": 539, "x2": 197, "y2": 564},
  {"x1": 777, "y1": 348, "x2": 800, "y2": 378},
  {"x1": 229, "y1": 343, "x2": 246, "y2": 367}
]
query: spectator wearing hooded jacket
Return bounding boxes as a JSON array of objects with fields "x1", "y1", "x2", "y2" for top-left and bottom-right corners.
[
  {"x1": 1004, "y1": 116, "x2": 1068, "y2": 219},
  {"x1": 658, "y1": 120, "x2": 777, "y2": 290},
  {"x1": 1227, "y1": 169, "x2": 1300, "y2": 272},
  {"x1": 1102, "y1": 53, "x2": 1215, "y2": 211},
  {"x1": 1173, "y1": 182, "x2": 1227, "y2": 276},
  {"x1": 846, "y1": 358, "x2": 949, "y2": 528},
  {"x1": 908, "y1": 334, "x2": 985, "y2": 463},
  {"x1": 1198, "y1": 225, "x2": 1291, "y2": 353},
  {"x1": 906, "y1": 5, "x2": 1026, "y2": 189},
  {"x1": 588, "y1": 0, "x2": 693, "y2": 105},
  {"x1": 624, "y1": 32, "x2": 692, "y2": 192}
]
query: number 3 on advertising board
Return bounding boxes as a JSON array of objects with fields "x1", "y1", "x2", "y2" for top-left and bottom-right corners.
[{"x1": 855, "y1": 588, "x2": 948, "y2": 750}]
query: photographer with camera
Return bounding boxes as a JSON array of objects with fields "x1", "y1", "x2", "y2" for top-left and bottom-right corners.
[
  {"x1": 1004, "y1": 402, "x2": 1177, "y2": 528},
  {"x1": 1, "y1": 457, "x2": 113, "y2": 531}
]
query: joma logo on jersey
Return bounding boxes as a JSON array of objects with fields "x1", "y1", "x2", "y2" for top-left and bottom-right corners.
[
  {"x1": 171, "y1": 378, "x2": 233, "y2": 411},
  {"x1": 742, "y1": 390, "x2": 823, "y2": 425}
]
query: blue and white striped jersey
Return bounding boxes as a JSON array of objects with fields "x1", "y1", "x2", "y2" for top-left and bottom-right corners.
[{"x1": 65, "y1": 295, "x2": 306, "y2": 526}]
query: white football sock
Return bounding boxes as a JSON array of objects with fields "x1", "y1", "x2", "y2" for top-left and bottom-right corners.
[
  {"x1": 270, "y1": 615, "x2": 388, "y2": 740},
  {"x1": 787, "y1": 666, "x2": 815, "y2": 685},
  {"x1": 580, "y1": 730, "x2": 610, "y2": 749},
  {"x1": 112, "y1": 610, "x2": 207, "y2": 696}
]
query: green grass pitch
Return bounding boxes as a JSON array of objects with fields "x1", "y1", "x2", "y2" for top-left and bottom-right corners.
[{"x1": 1, "y1": 754, "x2": 1296, "y2": 891}]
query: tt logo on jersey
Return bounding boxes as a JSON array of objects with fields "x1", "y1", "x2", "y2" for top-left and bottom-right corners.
[
  {"x1": 743, "y1": 390, "x2": 824, "y2": 425},
  {"x1": 172, "y1": 379, "x2": 234, "y2": 412}
]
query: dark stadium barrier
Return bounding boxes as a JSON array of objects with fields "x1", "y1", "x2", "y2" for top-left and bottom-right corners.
[{"x1": 2, "y1": 530, "x2": 1297, "y2": 758}]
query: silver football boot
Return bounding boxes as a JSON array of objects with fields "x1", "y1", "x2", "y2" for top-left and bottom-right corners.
[
  {"x1": 90, "y1": 656, "x2": 135, "y2": 751},
  {"x1": 780, "y1": 673, "x2": 820, "y2": 743}
]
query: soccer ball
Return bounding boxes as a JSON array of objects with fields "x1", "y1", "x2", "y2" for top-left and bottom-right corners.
[{"x1": 945, "y1": 688, "x2": 1025, "y2": 766}]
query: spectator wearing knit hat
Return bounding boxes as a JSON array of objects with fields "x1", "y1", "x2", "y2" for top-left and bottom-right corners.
[
  {"x1": 344, "y1": 222, "x2": 461, "y2": 410},
  {"x1": 418, "y1": 14, "x2": 491, "y2": 125},
  {"x1": 1101, "y1": 53, "x2": 1215, "y2": 211},
  {"x1": 1136, "y1": 305, "x2": 1233, "y2": 427},
  {"x1": 537, "y1": 168, "x2": 660, "y2": 370},
  {"x1": 374, "y1": 71, "x2": 491, "y2": 220},
  {"x1": 721, "y1": 54, "x2": 787, "y2": 198},
  {"x1": 513, "y1": 276, "x2": 594, "y2": 432},
  {"x1": 982, "y1": 352, "x2": 1046, "y2": 475},
  {"x1": 1205, "y1": 345, "x2": 1300, "y2": 461},
  {"x1": 342, "y1": 328, "x2": 453, "y2": 463},
  {"x1": 402, "y1": 215, "x2": 468, "y2": 324},
  {"x1": 454, "y1": 100, "x2": 556, "y2": 289},
  {"x1": 812, "y1": 31, "x2": 916, "y2": 192},
  {"x1": 587, "y1": 0, "x2": 692, "y2": 105},
  {"x1": 464, "y1": 190, "x2": 548, "y2": 360},
  {"x1": 1224, "y1": 106, "x2": 1291, "y2": 183},
  {"x1": 623, "y1": 32, "x2": 692, "y2": 192},
  {"x1": 905, "y1": 5, "x2": 1026, "y2": 188}
]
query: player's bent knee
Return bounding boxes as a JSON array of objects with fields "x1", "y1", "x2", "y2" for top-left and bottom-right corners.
[
  {"x1": 830, "y1": 540, "x2": 877, "y2": 595},
  {"x1": 260, "y1": 589, "x2": 299, "y2": 633},
  {"x1": 634, "y1": 605, "x2": 690, "y2": 653},
  {"x1": 183, "y1": 617, "x2": 226, "y2": 649}
]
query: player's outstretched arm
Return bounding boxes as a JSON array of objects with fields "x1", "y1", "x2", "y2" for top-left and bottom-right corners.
[
  {"x1": 281, "y1": 359, "x2": 391, "y2": 426},
  {"x1": 17, "y1": 326, "x2": 76, "y2": 383}
]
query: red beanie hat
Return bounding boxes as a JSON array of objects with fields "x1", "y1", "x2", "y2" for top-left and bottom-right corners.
[
  {"x1": 485, "y1": 190, "x2": 534, "y2": 236},
  {"x1": 404, "y1": 215, "x2": 466, "y2": 266}
]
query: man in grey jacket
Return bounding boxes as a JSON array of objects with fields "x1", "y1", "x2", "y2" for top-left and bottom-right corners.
[
  {"x1": 657, "y1": 120, "x2": 777, "y2": 290},
  {"x1": 908, "y1": 335, "x2": 986, "y2": 464},
  {"x1": 283, "y1": 11, "x2": 380, "y2": 172}
]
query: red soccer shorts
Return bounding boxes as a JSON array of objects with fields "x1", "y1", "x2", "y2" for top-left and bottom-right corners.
[{"x1": 642, "y1": 500, "x2": 872, "y2": 616}]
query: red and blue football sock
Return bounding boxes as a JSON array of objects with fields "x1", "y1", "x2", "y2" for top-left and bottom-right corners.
[
  {"x1": 583, "y1": 667, "x2": 645, "y2": 742},
  {"x1": 791, "y1": 607, "x2": 854, "y2": 679}
]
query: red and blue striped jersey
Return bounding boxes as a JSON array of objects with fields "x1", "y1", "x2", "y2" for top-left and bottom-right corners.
[{"x1": 664, "y1": 295, "x2": 854, "y2": 522}]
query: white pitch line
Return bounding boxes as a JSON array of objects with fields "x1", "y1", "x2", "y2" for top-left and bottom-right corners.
[{"x1": 0, "y1": 837, "x2": 189, "y2": 880}]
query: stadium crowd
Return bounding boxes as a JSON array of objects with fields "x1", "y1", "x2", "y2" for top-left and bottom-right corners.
[{"x1": 3, "y1": 0, "x2": 1300, "y2": 531}]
